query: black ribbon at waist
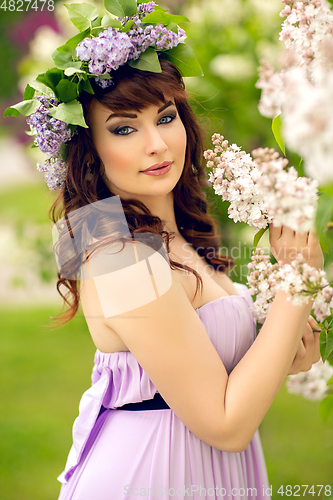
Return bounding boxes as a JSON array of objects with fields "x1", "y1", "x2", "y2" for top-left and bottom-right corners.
[{"x1": 116, "y1": 392, "x2": 170, "y2": 411}]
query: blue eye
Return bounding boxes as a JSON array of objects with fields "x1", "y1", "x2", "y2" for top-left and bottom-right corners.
[
  {"x1": 113, "y1": 126, "x2": 135, "y2": 135},
  {"x1": 158, "y1": 114, "x2": 175, "y2": 125}
]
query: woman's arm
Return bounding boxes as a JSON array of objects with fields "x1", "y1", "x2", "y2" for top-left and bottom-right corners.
[{"x1": 100, "y1": 227, "x2": 323, "y2": 452}]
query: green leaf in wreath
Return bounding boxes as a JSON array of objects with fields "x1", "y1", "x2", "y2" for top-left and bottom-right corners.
[
  {"x1": 4, "y1": 99, "x2": 40, "y2": 117},
  {"x1": 271, "y1": 114, "x2": 286, "y2": 156},
  {"x1": 162, "y1": 44, "x2": 203, "y2": 77},
  {"x1": 23, "y1": 84, "x2": 35, "y2": 101},
  {"x1": 60, "y1": 28, "x2": 91, "y2": 50},
  {"x1": 36, "y1": 68, "x2": 64, "y2": 92},
  {"x1": 253, "y1": 226, "x2": 269, "y2": 249},
  {"x1": 52, "y1": 50, "x2": 74, "y2": 69},
  {"x1": 64, "y1": 3, "x2": 99, "y2": 31},
  {"x1": 122, "y1": 19, "x2": 135, "y2": 33},
  {"x1": 105, "y1": 0, "x2": 137, "y2": 18},
  {"x1": 166, "y1": 22, "x2": 178, "y2": 34},
  {"x1": 79, "y1": 78, "x2": 95, "y2": 94},
  {"x1": 320, "y1": 328, "x2": 333, "y2": 362},
  {"x1": 64, "y1": 67, "x2": 87, "y2": 77},
  {"x1": 128, "y1": 48, "x2": 162, "y2": 73},
  {"x1": 101, "y1": 13, "x2": 122, "y2": 28},
  {"x1": 142, "y1": 11, "x2": 189, "y2": 25},
  {"x1": 55, "y1": 80, "x2": 78, "y2": 103},
  {"x1": 319, "y1": 394, "x2": 333, "y2": 422},
  {"x1": 48, "y1": 99, "x2": 88, "y2": 128}
]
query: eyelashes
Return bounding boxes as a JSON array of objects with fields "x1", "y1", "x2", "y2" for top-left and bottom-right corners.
[{"x1": 110, "y1": 113, "x2": 177, "y2": 136}]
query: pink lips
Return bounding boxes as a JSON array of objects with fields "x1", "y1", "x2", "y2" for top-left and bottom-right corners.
[{"x1": 140, "y1": 161, "x2": 173, "y2": 176}]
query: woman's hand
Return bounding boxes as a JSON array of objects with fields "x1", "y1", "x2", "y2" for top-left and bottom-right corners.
[
  {"x1": 269, "y1": 226, "x2": 324, "y2": 269},
  {"x1": 288, "y1": 316, "x2": 321, "y2": 375}
]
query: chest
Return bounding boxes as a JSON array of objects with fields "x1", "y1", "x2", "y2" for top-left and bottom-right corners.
[{"x1": 80, "y1": 239, "x2": 237, "y2": 353}]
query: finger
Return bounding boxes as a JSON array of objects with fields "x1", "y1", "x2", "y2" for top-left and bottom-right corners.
[
  {"x1": 289, "y1": 340, "x2": 307, "y2": 375},
  {"x1": 308, "y1": 229, "x2": 321, "y2": 250},
  {"x1": 311, "y1": 325, "x2": 321, "y2": 363},
  {"x1": 280, "y1": 226, "x2": 295, "y2": 240},
  {"x1": 300, "y1": 324, "x2": 316, "y2": 370},
  {"x1": 308, "y1": 315, "x2": 320, "y2": 332},
  {"x1": 269, "y1": 224, "x2": 282, "y2": 241},
  {"x1": 294, "y1": 231, "x2": 308, "y2": 248}
]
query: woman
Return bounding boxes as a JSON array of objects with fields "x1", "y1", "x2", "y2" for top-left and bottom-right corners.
[{"x1": 52, "y1": 58, "x2": 322, "y2": 499}]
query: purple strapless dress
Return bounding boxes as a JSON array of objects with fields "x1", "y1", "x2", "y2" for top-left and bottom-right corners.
[{"x1": 57, "y1": 283, "x2": 270, "y2": 499}]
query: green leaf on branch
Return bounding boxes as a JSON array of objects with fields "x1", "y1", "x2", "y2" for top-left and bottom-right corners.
[
  {"x1": 55, "y1": 80, "x2": 78, "y2": 103},
  {"x1": 23, "y1": 84, "x2": 35, "y2": 101},
  {"x1": 142, "y1": 10, "x2": 189, "y2": 24},
  {"x1": 128, "y1": 48, "x2": 162, "y2": 73},
  {"x1": 319, "y1": 395, "x2": 333, "y2": 422},
  {"x1": 101, "y1": 13, "x2": 122, "y2": 28},
  {"x1": 320, "y1": 328, "x2": 333, "y2": 362},
  {"x1": 253, "y1": 226, "x2": 269, "y2": 249},
  {"x1": 327, "y1": 374, "x2": 333, "y2": 385},
  {"x1": 162, "y1": 44, "x2": 203, "y2": 77},
  {"x1": 4, "y1": 99, "x2": 40, "y2": 117},
  {"x1": 63, "y1": 3, "x2": 99, "y2": 31},
  {"x1": 316, "y1": 193, "x2": 333, "y2": 236},
  {"x1": 36, "y1": 68, "x2": 63, "y2": 92},
  {"x1": 319, "y1": 233, "x2": 329, "y2": 255},
  {"x1": 272, "y1": 114, "x2": 286, "y2": 156},
  {"x1": 104, "y1": 0, "x2": 137, "y2": 18},
  {"x1": 48, "y1": 100, "x2": 88, "y2": 128}
]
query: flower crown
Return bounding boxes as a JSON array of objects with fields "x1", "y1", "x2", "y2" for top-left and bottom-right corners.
[{"x1": 4, "y1": 0, "x2": 203, "y2": 191}]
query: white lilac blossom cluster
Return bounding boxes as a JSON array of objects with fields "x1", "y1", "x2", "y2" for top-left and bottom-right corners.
[
  {"x1": 286, "y1": 359, "x2": 333, "y2": 401},
  {"x1": 204, "y1": 135, "x2": 318, "y2": 233},
  {"x1": 247, "y1": 248, "x2": 279, "y2": 323},
  {"x1": 75, "y1": 1, "x2": 185, "y2": 84},
  {"x1": 252, "y1": 147, "x2": 318, "y2": 233},
  {"x1": 247, "y1": 248, "x2": 333, "y2": 323},
  {"x1": 203, "y1": 134, "x2": 270, "y2": 230},
  {"x1": 248, "y1": 249, "x2": 333, "y2": 402},
  {"x1": 27, "y1": 95, "x2": 73, "y2": 190},
  {"x1": 256, "y1": 0, "x2": 333, "y2": 185}
]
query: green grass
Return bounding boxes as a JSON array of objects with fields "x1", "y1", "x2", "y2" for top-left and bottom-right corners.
[
  {"x1": 0, "y1": 183, "x2": 56, "y2": 226},
  {"x1": 261, "y1": 386, "x2": 333, "y2": 499},
  {"x1": 0, "y1": 305, "x2": 332, "y2": 500},
  {"x1": 0, "y1": 305, "x2": 96, "y2": 500}
]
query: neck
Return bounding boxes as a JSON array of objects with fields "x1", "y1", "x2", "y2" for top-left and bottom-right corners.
[{"x1": 132, "y1": 191, "x2": 181, "y2": 237}]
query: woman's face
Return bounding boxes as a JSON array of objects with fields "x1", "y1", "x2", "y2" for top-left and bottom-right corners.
[{"x1": 88, "y1": 96, "x2": 187, "y2": 201}]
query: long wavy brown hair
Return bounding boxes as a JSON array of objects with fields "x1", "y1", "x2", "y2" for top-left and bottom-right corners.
[{"x1": 51, "y1": 58, "x2": 233, "y2": 324}]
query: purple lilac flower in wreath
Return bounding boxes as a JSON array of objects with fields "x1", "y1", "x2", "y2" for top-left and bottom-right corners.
[
  {"x1": 27, "y1": 95, "x2": 75, "y2": 190},
  {"x1": 27, "y1": 95, "x2": 73, "y2": 156}
]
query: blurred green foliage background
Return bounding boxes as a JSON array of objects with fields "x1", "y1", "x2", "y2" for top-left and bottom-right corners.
[{"x1": 0, "y1": 0, "x2": 332, "y2": 498}]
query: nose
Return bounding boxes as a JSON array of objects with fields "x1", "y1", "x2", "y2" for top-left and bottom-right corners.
[{"x1": 144, "y1": 125, "x2": 168, "y2": 156}]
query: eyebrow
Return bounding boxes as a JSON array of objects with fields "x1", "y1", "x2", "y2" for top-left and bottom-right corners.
[{"x1": 105, "y1": 101, "x2": 175, "y2": 123}]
